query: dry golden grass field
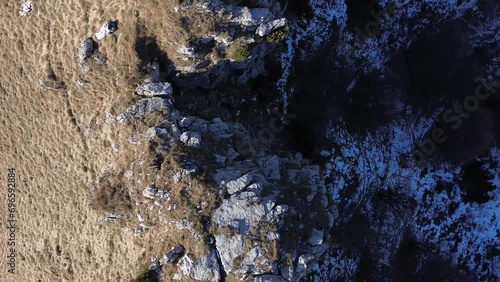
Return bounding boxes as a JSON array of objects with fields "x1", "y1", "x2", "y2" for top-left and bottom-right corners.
[{"x1": 0, "y1": 0, "x2": 207, "y2": 281}]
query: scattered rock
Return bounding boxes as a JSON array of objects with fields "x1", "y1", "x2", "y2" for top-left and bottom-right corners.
[
  {"x1": 180, "y1": 131, "x2": 202, "y2": 148},
  {"x1": 134, "y1": 224, "x2": 148, "y2": 235},
  {"x1": 99, "y1": 213, "x2": 131, "y2": 222},
  {"x1": 208, "y1": 119, "x2": 230, "y2": 136},
  {"x1": 235, "y1": 246, "x2": 277, "y2": 275},
  {"x1": 78, "y1": 38, "x2": 107, "y2": 70},
  {"x1": 258, "y1": 156, "x2": 280, "y2": 181},
  {"x1": 164, "y1": 245, "x2": 185, "y2": 263},
  {"x1": 174, "y1": 159, "x2": 198, "y2": 182},
  {"x1": 149, "y1": 255, "x2": 162, "y2": 279},
  {"x1": 177, "y1": 46, "x2": 196, "y2": 58},
  {"x1": 266, "y1": 232, "x2": 280, "y2": 241},
  {"x1": 135, "y1": 82, "x2": 173, "y2": 97},
  {"x1": 124, "y1": 170, "x2": 133, "y2": 179},
  {"x1": 308, "y1": 229, "x2": 324, "y2": 246},
  {"x1": 19, "y1": 0, "x2": 33, "y2": 17},
  {"x1": 143, "y1": 60, "x2": 160, "y2": 83},
  {"x1": 78, "y1": 38, "x2": 95, "y2": 66},
  {"x1": 256, "y1": 18, "x2": 287, "y2": 37},
  {"x1": 96, "y1": 21, "x2": 118, "y2": 40},
  {"x1": 93, "y1": 52, "x2": 107, "y2": 64},
  {"x1": 265, "y1": 204, "x2": 288, "y2": 222},
  {"x1": 228, "y1": 7, "x2": 273, "y2": 27},
  {"x1": 117, "y1": 97, "x2": 171, "y2": 122},
  {"x1": 214, "y1": 154, "x2": 227, "y2": 164},
  {"x1": 142, "y1": 185, "x2": 158, "y2": 199},
  {"x1": 137, "y1": 214, "x2": 147, "y2": 222},
  {"x1": 177, "y1": 251, "x2": 221, "y2": 282},
  {"x1": 253, "y1": 275, "x2": 288, "y2": 282},
  {"x1": 226, "y1": 148, "x2": 240, "y2": 161},
  {"x1": 225, "y1": 174, "x2": 252, "y2": 194},
  {"x1": 179, "y1": 116, "x2": 208, "y2": 132}
]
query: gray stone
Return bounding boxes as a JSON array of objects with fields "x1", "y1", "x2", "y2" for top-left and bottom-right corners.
[
  {"x1": 195, "y1": 60, "x2": 211, "y2": 70},
  {"x1": 214, "y1": 154, "x2": 227, "y2": 164},
  {"x1": 228, "y1": 7, "x2": 273, "y2": 27},
  {"x1": 180, "y1": 131, "x2": 202, "y2": 148},
  {"x1": 134, "y1": 224, "x2": 148, "y2": 235},
  {"x1": 227, "y1": 148, "x2": 240, "y2": 161},
  {"x1": 154, "y1": 127, "x2": 169, "y2": 139},
  {"x1": 92, "y1": 52, "x2": 107, "y2": 64},
  {"x1": 173, "y1": 159, "x2": 198, "y2": 182},
  {"x1": 258, "y1": 156, "x2": 280, "y2": 180},
  {"x1": 208, "y1": 120, "x2": 229, "y2": 136},
  {"x1": 99, "y1": 213, "x2": 131, "y2": 222},
  {"x1": 253, "y1": 275, "x2": 287, "y2": 282},
  {"x1": 226, "y1": 174, "x2": 252, "y2": 194},
  {"x1": 154, "y1": 193, "x2": 171, "y2": 206},
  {"x1": 20, "y1": 0, "x2": 33, "y2": 16},
  {"x1": 308, "y1": 229, "x2": 324, "y2": 246},
  {"x1": 137, "y1": 214, "x2": 147, "y2": 222},
  {"x1": 256, "y1": 18, "x2": 287, "y2": 37},
  {"x1": 143, "y1": 127, "x2": 157, "y2": 141},
  {"x1": 215, "y1": 234, "x2": 245, "y2": 273},
  {"x1": 96, "y1": 21, "x2": 118, "y2": 40},
  {"x1": 266, "y1": 204, "x2": 288, "y2": 222},
  {"x1": 117, "y1": 97, "x2": 171, "y2": 122},
  {"x1": 177, "y1": 250, "x2": 221, "y2": 282},
  {"x1": 178, "y1": 116, "x2": 208, "y2": 132},
  {"x1": 213, "y1": 190, "x2": 265, "y2": 233},
  {"x1": 143, "y1": 60, "x2": 160, "y2": 83},
  {"x1": 164, "y1": 245, "x2": 184, "y2": 263},
  {"x1": 142, "y1": 185, "x2": 158, "y2": 199},
  {"x1": 177, "y1": 46, "x2": 196, "y2": 58},
  {"x1": 266, "y1": 232, "x2": 280, "y2": 241},
  {"x1": 135, "y1": 82, "x2": 173, "y2": 97},
  {"x1": 78, "y1": 38, "x2": 95, "y2": 66},
  {"x1": 235, "y1": 246, "x2": 276, "y2": 275},
  {"x1": 280, "y1": 264, "x2": 294, "y2": 281}
]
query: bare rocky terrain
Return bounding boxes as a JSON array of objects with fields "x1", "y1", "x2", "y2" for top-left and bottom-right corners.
[{"x1": 1, "y1": 0, "x2": 499, "y2": 281}]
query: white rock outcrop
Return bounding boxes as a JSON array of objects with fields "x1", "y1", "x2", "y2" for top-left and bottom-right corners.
[
  {"x1": 180, "y1": 131, "x2": 202, "y2": 148},
  {"x1": 228, "y1": 7, "x2": 273, "y2": 27},
  {"x1": 256, "y1": 18, "x2": 287, "y2": 37},
  {"x1": 96, "y1": 21, "x2": 118, "y2": 40},
  {"x1": 20, "y1": 0, "x2": 33, "y2": 17},
  {"x1": 225, "y1": 173, "x2": 252, "y2": 194},
  {"x1": 135, "y1": 82, "x2": 173, "y2": 97}
]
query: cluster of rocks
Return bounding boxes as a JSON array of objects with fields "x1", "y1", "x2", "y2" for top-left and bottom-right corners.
[
  {"x1": 78, "y1": 38, "x2": 106, "y2": 71},
  {"x1": 225, "y1": 5, "x2": 287, "y2": 36},
  {"x1": 105, "y1": 67, "x2": 337, "y2": 280},
  {"x1": 77, "y1": 21, "x2": 117, "y2": 71},
  {"x1": 171, "y1": 0, "x2": 288, "y2": 88}
]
